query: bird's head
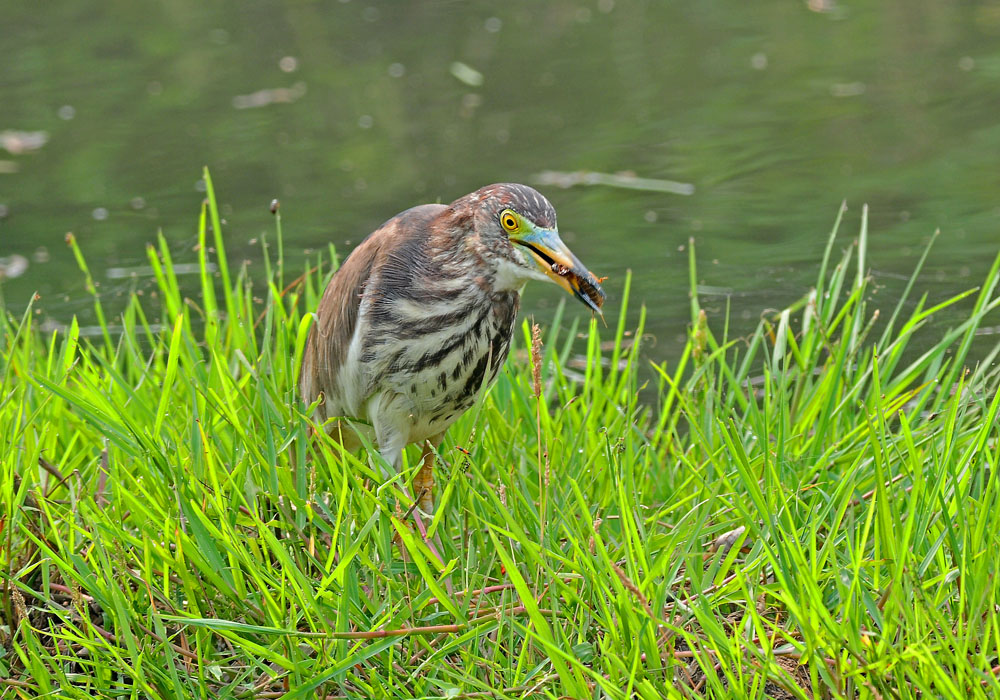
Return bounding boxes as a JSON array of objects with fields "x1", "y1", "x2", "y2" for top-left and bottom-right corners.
[{"x1": 457, "y1": 183, "x2": 606, "y2": 314}]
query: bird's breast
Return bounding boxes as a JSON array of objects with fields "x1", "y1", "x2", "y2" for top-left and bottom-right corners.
[{"x1": 360, "y1": 286, "x2": 520, "y2": 434}]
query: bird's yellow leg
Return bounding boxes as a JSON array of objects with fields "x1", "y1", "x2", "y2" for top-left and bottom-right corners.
[
  {"x1": 411, "y1": 434, "x2": 453, "y2": 594},
  {"x1": 413, "y1": 433, "x2": 445, "y2": 516}
]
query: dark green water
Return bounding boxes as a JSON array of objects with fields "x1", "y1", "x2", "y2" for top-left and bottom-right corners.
[{"x1": 3, "y1": 1, "x2": 1000, "y2": 360}]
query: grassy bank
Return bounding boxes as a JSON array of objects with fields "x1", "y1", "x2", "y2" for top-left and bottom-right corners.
[{"x1": 3, "y1": 172, "x2": 1000, "y2": 699}]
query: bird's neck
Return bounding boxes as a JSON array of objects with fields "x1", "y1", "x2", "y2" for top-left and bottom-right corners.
[
  {"x1": 492, "y1": 257, "x2": 531, "y2": 294},
  {"x1": 451, "y1": 230, "x2": 529, "y2": 294}
]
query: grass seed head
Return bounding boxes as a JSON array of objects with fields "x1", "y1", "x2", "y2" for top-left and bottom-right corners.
[
  {"x1": 11, "y1": 586, "x2": 28, "y2": 625},
  {"x1": 531, "y1": 322, "x2": 543, "y2": 398}
]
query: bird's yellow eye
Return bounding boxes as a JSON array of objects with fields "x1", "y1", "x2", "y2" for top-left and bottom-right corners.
[{"x1": 500, "y1": 210, "x2": 519, "y2": 232}]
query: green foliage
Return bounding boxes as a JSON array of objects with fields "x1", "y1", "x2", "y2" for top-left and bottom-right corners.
[{"x1": 2, "y1": 178, "x2": 999, "y2": 699}]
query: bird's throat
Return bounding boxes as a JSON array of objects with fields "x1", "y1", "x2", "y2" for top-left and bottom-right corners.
[{"x1": 492, "y1": 254, "x2": 542, "y2": 292}]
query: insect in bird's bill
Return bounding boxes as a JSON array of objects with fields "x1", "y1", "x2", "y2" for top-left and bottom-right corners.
[{"x1": 300, "y1": 183, "x2": 605, "y2": 517}]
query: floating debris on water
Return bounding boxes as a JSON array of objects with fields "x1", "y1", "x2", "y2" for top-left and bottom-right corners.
[
  {"x1": 232, "y1": 82, "x2": 307, "y2": 109},
  {"x1": 534, "y1": 169, "x2": 694, "y2": 196},
  {"x1": 40, "y1": 318, "x2": 167, "y2": 337},
  {"x1": 106, "y1": 262, "x2": 214, "y2": 279},
  {"x1": 0, "y1": 254, "x2": 28, "y2": 279},
  {"x1": 0, "y1": 130, "x2": 49, "y2": 154},
  {"x1": 830, "y1": 82, "x2": 866, "y2": 97},
  {"x1": 449, "y1": 61, "x2": 484, "y2": 87}
]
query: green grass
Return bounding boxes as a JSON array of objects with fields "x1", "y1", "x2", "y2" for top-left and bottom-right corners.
[{"x1": 3, "y1": 172, "x2": 1000, "y2": 699}]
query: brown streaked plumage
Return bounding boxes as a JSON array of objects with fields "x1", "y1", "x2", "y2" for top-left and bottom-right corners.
[{"x1": 300, "y1": 183, "x2": 604, "y2": 514}]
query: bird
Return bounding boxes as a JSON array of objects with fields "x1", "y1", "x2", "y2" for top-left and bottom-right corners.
[{"x1": 300, "y1": 183, "x2": 605, "y2": 517}]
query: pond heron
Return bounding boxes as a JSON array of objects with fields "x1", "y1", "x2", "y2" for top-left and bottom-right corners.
[{"x1": 300, "y1": 183, "x2": 605, "y2": 516}]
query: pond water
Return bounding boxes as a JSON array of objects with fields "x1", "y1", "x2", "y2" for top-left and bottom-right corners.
[{"x1": 3, "y1": 1, "x2": 1000, "y2": 362}]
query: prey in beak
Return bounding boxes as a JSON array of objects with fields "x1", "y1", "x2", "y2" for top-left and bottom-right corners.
[{"x1": 511, "y1": 226, "x2": 606, "y2": 314}]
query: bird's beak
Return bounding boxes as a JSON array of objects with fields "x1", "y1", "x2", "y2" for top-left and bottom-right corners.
[{"x1": 513, "y1": 228, "x2": 606, "y2": 314}]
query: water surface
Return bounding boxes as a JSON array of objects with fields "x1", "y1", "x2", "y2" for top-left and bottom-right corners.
[{"x1": 3, "y1": 1, "x2": 1000, "y2": 361}]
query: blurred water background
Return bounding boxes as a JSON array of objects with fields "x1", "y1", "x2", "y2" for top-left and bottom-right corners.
[{"x1": 3, "y1": 1, "x2": 1000, "y2": 362}]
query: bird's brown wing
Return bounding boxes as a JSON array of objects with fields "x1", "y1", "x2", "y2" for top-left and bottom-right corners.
[
  {"x1": 300, "y1": 233, "x2": 380, "y2": 413},
  {"x1": 299, "y1": 203, "x2": 448, "y2": 421}
]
